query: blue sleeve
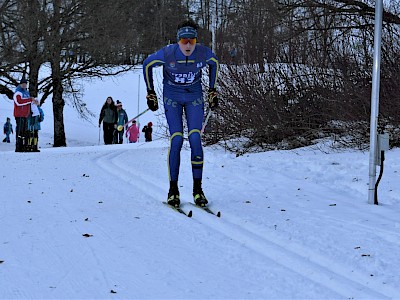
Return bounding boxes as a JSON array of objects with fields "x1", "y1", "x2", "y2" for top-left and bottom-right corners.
[
  {"x1": 39, "y1": 107, "x2": 44, "y2": 122},
  {"x1": 205, "y1": 48, "x2": 219, "y2": 89},
  {"x1": 143, "y1": 47, "x2": 167, "y2": 91}
]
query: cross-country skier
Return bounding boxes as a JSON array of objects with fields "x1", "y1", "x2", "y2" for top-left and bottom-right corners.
[{"x1": 142, "y1": 19, "x2": 219, "y2": 207}]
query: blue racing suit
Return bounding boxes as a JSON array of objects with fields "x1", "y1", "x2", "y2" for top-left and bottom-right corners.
[{"x1": 143, "y1": 43, "x2": 219, "y2": 182}]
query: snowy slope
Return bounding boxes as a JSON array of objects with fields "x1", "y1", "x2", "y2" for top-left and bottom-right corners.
[{"x1": 1, "y1": 69, "x2": 400, "y2": 299}]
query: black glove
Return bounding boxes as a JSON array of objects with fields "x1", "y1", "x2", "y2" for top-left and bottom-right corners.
[
  {"x1": 146, "y1": 90, "x2": 158, "y2": 111},
  {"x1": 207, "y1": 88, "x2": 218, "y2": 110}
]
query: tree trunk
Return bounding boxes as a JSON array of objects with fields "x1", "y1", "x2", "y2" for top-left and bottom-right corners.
[
  {"x1": 51, "y1": 60, "x2": 66, "y2": 147},
  {"x1": 28, "y1": 61, "x2": 40, "y2": 98}
]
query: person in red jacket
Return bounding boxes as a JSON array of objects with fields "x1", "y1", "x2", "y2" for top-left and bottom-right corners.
[
  {"x1": 13, "y1": 78, "x2": 38, "y2": 152},
  {"x1": 125, "y1": 120, "x2": 140, "y2": 143}
]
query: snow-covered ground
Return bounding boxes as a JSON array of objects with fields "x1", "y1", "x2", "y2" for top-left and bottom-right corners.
[{"x1": 1, "y1": 68, "x2": 400, "y2": 299}]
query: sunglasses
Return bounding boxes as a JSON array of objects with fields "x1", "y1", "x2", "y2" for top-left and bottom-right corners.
[{"x1": 179, "y1": 38, "x2": 197, "y2": 45}]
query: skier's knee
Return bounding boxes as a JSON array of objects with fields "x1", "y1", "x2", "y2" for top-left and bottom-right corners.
[
  {"x1": 188, "y1": 129, "x2": 201, "y2": 146},
  {"x1": 170, "y1": 132, "x2": 183, "y2": 151}
]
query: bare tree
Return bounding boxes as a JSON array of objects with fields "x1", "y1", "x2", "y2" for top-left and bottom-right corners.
[{"x1": 204, "y1": 0, "x2": 400, "y2": 151}]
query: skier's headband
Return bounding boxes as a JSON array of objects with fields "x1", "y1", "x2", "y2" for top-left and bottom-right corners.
[{"x1": 177, "y1": 26, "x2": 198, "y2": 40}]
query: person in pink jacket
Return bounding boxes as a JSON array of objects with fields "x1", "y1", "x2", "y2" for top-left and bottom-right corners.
[{"x1": 125, "y1": 120, "x2": 140, "y2": 143}]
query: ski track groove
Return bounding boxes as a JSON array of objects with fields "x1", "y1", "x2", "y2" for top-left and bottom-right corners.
[{"x1": 94, "y1": 149, "x2": 396, "y2": 299}]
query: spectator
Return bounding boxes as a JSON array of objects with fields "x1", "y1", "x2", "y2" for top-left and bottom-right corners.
[
  {"x1": 115, "y1": 100, "x2": 128, "y2": 144},
  {"x1": 27, "y1": 103, "x2": 44, "y2": 152},
  {"x1": 126, "y1": 120, "x2": 140, "y2": 143},
  {"x1": 142, "y1": 122, "x2": 153, "y2": 142},
  {"x1": 99, "y1": 96, "x2": 117, "y2": 145},
  {"x1": 3, "y1": 117, "x2": 13, "y2": 143},
  {"x1": 13, "y1": 77, "x2": 38, "y2": 152}
]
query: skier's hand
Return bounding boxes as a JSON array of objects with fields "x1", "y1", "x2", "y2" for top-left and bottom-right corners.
[
  {"x1": 207, "y1": 88, "x2": 218, "y2": 110},
  {"x1": 146, "y1": 90, "x2": 158, "y2": 111}
]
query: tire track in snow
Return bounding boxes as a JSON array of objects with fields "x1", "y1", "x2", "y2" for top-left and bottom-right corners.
[{"x1": 94, "y1": 149, "x2": 397, "y2": 299}]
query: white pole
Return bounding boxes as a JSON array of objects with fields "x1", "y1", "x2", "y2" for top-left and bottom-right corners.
[
  {"x1": 368, "y1": 0, "x2": 383, "y2": 205},
  {"x1": 137, "y1": 74, "x2": 141, "y2": 141},
  {"x1": 211, "y1": 0, "x2": 217, "y2": 53},
  {"x1": 137, "y1": 74, "x2": 141, "y2": 122}
]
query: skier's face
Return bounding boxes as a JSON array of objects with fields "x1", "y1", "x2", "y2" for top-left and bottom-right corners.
[{"x1": 178, "y1": 38, "x2": 196, "y2": 57}]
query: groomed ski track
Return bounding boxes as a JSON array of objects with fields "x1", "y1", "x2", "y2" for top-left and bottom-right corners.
[
  {"x1": 94, "y1": 145, "x2": 399, "y2": 299},
  {"x1": 2, "y1": 142, "x2": 400, "y2": 299}
]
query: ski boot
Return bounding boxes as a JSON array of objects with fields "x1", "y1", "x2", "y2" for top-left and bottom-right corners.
[
  {"x1": 193, "y1": 189, "x2": 208, "y2": 207},
  {"x1": 167, "y1": 187, "x2": 180, "y2": 208}
]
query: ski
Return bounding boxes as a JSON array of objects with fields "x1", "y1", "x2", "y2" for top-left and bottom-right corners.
[
  {"x1": 189, "y1": 203, "x2": 221, "y2": 217},
  {"x1": 162, "y1": 202, "x2": 192, "y2": 217}
]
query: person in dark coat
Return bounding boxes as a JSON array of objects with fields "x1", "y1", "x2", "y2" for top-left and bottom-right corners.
[
  {"x1": 3, "y1": 117, "x2": 13, "y2": 143},
  {"x1": 142, "y1": 122, "x2": 153, "y2": 142},
  {"x1": 99, "y1": 96, "x2": 118, "y2": 145}
]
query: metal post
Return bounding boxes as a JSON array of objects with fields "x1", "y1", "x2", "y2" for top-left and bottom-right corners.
[
  {"x1": 211, "y1": 0, "x2": 217, "y2": 53},
  {"x1": 368, "y1": 0, "x2": 383, "y2": 205},
  {"x1": 137, "y1": 74, "x2": 141, "y2": 123}
]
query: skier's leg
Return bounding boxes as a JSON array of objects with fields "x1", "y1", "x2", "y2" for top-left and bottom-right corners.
[
  {"x1": 164, "y1": 96, "x2": 184, "y2": 183},
  {"x1": 185, "y1": 96, "x2": 205, "y2": 181},
  {"x1": 164, "y1": 95, "x2": 184, "y2": 206},
  {"x1": 185, "y1": 96, "x2": 208, "y2": 206}
]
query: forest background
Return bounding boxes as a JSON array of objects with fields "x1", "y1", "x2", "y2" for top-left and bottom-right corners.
[{"x1": 1, "y1": 0, "x2": 400, "y2": 152}]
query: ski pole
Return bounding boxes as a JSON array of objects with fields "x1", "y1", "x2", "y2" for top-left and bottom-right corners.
[
  {"x1": 201, "y1": 109, "x2": 212, "y2": 134},
  {"x1": 98, "y1": 126, "x2": 101, "y2": 145},
  {"x1": 123, "y1": 108, "x2": 150, "y2": 127}
]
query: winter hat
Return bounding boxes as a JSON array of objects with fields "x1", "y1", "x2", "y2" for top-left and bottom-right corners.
[
  {"x1": 177, "y1": 26, "x2": 197, "y2": 40},
  {"x1": 19, "y1": 77, "x2": 28, "y2": 84},
  {"x1": 132, "y1": 120, "x2": 136, "y2": 123},
  {"x1": 116, "y1": 100, "x2": 122, "y2": 106}
]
